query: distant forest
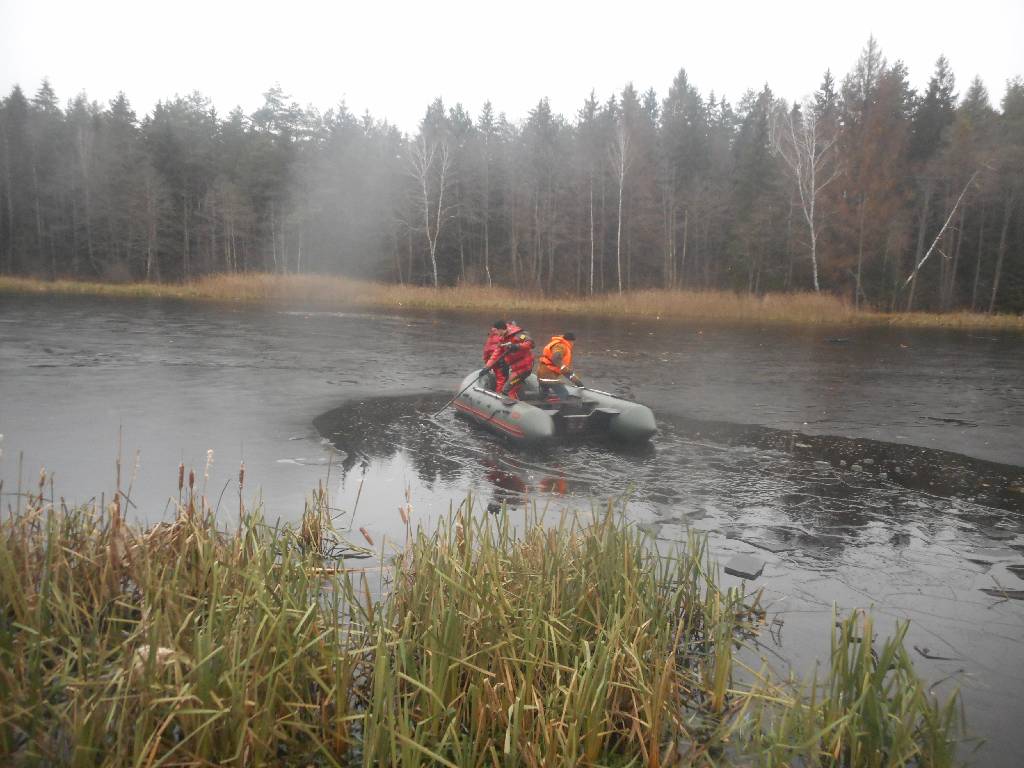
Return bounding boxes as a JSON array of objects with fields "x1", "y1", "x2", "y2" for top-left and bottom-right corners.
[{"x1": 1, "y1": 38, "x2": 1022, "y2": 312}]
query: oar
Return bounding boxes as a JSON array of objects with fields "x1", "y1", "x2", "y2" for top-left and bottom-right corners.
[
  {"x1": 433, "y1": 374, "x2": 482, "y2": 417},
  {"x1": 567, "y1": 379, "x2": 622, "y2": 399},
  {"x1": 433, "y1": 364, "x2": 499, "y2": 417}
]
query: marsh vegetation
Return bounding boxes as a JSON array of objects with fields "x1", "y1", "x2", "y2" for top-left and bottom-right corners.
[
  {"x1": 0, "y1": 469, "x2": 965, "y2": 766},
  {"x1": 2, "y1": 274, "x2": 1022, "y2": 330}
]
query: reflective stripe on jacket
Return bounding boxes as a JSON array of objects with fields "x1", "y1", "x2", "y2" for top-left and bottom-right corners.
[{"x1": 538, "y1": 336, "x2": 574, "y2": 381}]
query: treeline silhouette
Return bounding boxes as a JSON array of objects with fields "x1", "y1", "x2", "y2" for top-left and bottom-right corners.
[{"x1": 1, "y1": 37, "x2": 1021, "y2": 312}]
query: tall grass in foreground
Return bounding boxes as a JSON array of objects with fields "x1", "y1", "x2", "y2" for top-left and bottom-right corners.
[
  {"x1": 1, "y1": 473, "x2": 965, "y2": 766},
  {"x1": 1, "y1": 273, "x2": 1021, "y2": 330}
]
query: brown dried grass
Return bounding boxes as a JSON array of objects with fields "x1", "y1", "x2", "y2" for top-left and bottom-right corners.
[
  {"x1": 2, "y1": 273, "x2": 1021, "y2": 330},
  {"x1": 0, "y1": 480, "x2": 964, "y2": 766}
]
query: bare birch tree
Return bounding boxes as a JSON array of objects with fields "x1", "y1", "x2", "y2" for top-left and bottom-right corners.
[
  {"x1": 480, "y1": 129, "x2": 493, "y2": 288},
  {"x1": 770, "y1": 99, "x2": 839, "y2": 292},
  {"x1": 408, "y1": 136, "x2": 453, "y2": 288},
  {"x1": 610, "y1": 120, "x2": 631, "y2": 294}
]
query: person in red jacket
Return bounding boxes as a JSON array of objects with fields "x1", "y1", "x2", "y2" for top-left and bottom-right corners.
[
  {"x1": 485, "y1": 321, "x2": 534, "y2": 400},
  {"x1": 482, "y1": 320, "x2": 508, "y2": 391},
  {"x1": 483, "y1": 320, "x2": 506, "y2": 362}
]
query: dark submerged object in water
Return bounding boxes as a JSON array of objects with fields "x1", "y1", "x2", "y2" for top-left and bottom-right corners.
[{"x1": 452, "y1": 370, "x2": 657, "y2": 443}]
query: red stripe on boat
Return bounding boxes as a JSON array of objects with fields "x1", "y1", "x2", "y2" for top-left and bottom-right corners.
[{"x1": 453, "y1": 400, "x2": 526, "y2": 438}]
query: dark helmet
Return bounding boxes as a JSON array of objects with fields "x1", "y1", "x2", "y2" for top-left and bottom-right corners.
[{"x1": 563, "y1": 332, "x2": 576, "y2": 341}]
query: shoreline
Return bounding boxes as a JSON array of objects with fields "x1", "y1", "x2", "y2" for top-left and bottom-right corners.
[{"x1": 2, "y1": 273, "x2": 1022, "y2": 330}]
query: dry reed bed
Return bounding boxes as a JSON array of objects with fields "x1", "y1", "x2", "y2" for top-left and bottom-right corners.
[
  {"x1": 0, "y1": 470, "x2": 964, "y2": 766},
  {"x1": 2, "y1": 273, "x2": 1021, "y2": 330}
]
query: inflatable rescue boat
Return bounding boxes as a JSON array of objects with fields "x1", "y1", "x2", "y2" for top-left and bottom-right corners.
[{"x1": 452, "y1": 370, "x2": 657, "y2": 443}]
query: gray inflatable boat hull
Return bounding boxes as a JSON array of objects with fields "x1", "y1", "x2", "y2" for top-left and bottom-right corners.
[{"x1": 452, "y1": 371, "x2": 656, "y2": 443}]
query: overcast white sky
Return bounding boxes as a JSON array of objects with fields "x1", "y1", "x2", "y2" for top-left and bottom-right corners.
[{"x1": 2, "y1": 0, "x2": 1022, "y2": 131}]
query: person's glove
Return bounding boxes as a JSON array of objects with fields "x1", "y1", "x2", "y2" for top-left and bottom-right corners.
[
  {"x1": 478, "y1": 367, "x2": 491, "y2": 377},
  {"x1": 570, "y1": 374, "x2": 583, "y2": 386}
]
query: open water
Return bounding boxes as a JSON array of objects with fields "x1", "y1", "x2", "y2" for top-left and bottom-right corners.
[{"x1": 1, "y1": 295, "x2": 1022, "y2": 764}]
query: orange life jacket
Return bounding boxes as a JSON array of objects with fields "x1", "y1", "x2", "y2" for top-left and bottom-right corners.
[{"x1": 538, "y1": 336, "x2": 573, "y2": 380}]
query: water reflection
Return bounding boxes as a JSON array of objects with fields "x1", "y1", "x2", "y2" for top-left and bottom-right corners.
[
  {"x1": 313, "y1": 394, "x2": 581, "y2": 513},
  {"x1": 313, "y1": 393, "x2": 1024, "y2": 566}
]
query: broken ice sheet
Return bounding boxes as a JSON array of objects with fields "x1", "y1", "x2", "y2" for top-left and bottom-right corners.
[{"x1": 725, "y1": 554, "x2": 765, "y2": 580}]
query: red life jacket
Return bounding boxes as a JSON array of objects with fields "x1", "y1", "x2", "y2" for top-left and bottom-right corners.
[
  {"x1": 483, "y1": 329, "x2": 503, "y2": 363},
  {"x1": 486, "y1": 324, "x2": 534, "y2": 377}
]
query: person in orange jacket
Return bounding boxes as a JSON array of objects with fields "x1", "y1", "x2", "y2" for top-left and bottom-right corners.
[
  {"x1": 536, "y1": 332, "x2": 582, "y2": 401},
  {"x1": 484, "y1": 321, "x2": 534, "y2": 400}
]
